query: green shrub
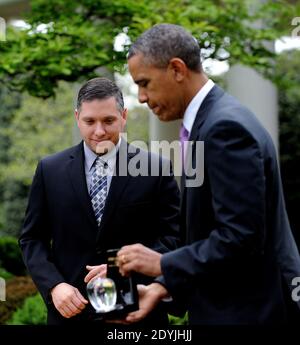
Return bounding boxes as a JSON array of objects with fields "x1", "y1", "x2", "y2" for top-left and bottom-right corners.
[
  {"x1": 168, "y1": 312, "x2": 188, "y2": 325},
  {"x1": 0, "y1": 236, "x2": 26, "y2": 275},
  {"x1": 0, "y1": 267, "x2": 13, "y2": 280},
  {"x1": 7, "y1": 293, "x2": 47, "y2": 325},
  {"x1": 0, "y1": 276, "x2": 37, "y2": 324}
]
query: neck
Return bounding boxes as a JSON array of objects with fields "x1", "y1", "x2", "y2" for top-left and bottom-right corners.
[{"x1": 187, "y1": 71, "x2": 208, "y2": 102}]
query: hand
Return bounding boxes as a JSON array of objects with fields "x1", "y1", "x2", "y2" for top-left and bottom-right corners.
[
  {"x1": 51, "y1": 282, "x2": 88, "y2": 318},
  {"x1": 84, "y1": 264, "x2": 107, "y2": 283},
  {"x1": 105, "y1": 283, "x2": 169, "y2": 325},
  {"x1": 117, "y1": 244, "x2": 162, "y2": 277},
  {"x1": 125, "y1": 283, "x2": 169, "y2": 323}
]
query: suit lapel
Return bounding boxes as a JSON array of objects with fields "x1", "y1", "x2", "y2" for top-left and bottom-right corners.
[
  {"x1": 67, "y1": 142, "x2": 98, "y2": 229},
  {"x1": 182, "y1": 85, "x2": 225, "y2": 217},
  {"x1": 189, "y1": 85, "x2": 224, "y2": 142},
  {"x1": 184, "y1": 86, "x2": 224, "y2": 190},
  {"x1": 184, "y1": 84, "x2": 225, "y2": 185}
]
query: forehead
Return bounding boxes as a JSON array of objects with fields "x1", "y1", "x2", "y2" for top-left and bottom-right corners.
[
  {"x1": 80, "y1": 97, "x2": 119, "y2": 115},
  {"x1": 128, "y1": 54, "x2": 164, "y2": 80}
]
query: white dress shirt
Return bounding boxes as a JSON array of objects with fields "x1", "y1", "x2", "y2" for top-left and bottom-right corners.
[
  {"x1": 84, "y1": 138, "x2": 121, "y2": 193},
  {"x1": 182, "y1": 79, "x2": 215, "y2": 137}
]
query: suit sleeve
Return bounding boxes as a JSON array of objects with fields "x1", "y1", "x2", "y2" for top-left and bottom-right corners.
[
  {"x1": 161, "y1": 120, "x2": 266, "y2": 295},
  {"x1": 19, "y1": 161, "x2": 65, "y2": 303}
]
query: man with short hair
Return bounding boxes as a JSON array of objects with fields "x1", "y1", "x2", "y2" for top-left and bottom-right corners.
[
  {"x1": 19, "y1": 77, "x2": 180, "y2": 325},
  {"x1": 117, "y1": 23, "x2": 300, "y2": 324}
]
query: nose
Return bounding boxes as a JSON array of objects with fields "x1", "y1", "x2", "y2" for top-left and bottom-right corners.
[
  {"x1": 138, "y1": 87, "x2": 148, "y2": 104},
  {"x1": 94, "y1": 123, "x2": 105, "y2": 137}
]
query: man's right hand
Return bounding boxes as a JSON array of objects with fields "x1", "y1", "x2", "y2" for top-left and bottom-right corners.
[
  {"x1": 84, "y1": 264, "x2": 107, "y2": 283},
  {"x1": 51, "y1": 282, "x2": 88, "y2": 318}
]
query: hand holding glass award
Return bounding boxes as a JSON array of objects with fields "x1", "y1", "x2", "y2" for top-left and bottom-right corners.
[{"x1": 86, "y1": 249, "x2": 138, "y2": 319}]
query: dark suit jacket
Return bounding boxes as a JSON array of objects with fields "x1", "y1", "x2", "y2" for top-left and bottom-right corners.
[
  {"x1": 161, "y1": 85, "x2": 300, "y2": 324},
  {"x1": 19, "y1": 140, "x2": 180, "y2": 324}
]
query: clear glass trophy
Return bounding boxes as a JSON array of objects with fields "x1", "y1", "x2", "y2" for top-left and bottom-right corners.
[
  {"x1": 86, "y1": 248, "x2": 138, "y2": 318},
  {"x1": 86, "y1": 277, "x2": 117, "y2": 313}
]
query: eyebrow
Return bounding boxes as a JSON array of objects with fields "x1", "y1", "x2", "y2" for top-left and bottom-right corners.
[
  {"x1": 82, "y1": 114, "x2": 118, "y2": 119},
  {"x1": 134, "y1": 78, "x2": 149, "y2": 85}
]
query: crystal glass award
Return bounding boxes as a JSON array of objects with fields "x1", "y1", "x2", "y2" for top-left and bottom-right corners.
[
  {"x1": 86, "y1": 248, "x2": 139, "y2": 318},
  {"x1": 86, "y1": 277, "x2": 117, "y2": 313}
]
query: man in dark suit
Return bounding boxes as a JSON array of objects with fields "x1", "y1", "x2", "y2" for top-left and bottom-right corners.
[
  {"x1": 116, "y1": 24, "x2": 300, "y2": 324},
  {"x1": 19, "y1": 77, "x2": 180, "y2": 325}
]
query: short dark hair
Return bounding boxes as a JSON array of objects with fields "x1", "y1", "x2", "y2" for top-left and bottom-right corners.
[
  {"x1": 77, "y1": 77, "x2": 124, "y2": 113},
  {"x1": 128, "y1": 23, "x2": 202, "y2": 72}
]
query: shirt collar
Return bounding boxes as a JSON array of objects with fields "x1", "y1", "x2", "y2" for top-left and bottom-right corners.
[
  {"x1": 182, "y1": 79, "x2": 215, "y2": 134},
  {"x1": 84, "y1": 137, "x2": 121, "y2": 172}
]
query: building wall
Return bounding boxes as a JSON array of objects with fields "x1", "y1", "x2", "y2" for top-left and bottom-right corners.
[{"x1": 0, "y1": 0, "x2": 29, "y2": 20}]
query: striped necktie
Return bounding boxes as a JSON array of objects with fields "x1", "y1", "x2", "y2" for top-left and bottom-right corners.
[{"x1": 90, "y1": 157, "x2": 108, "y2": 227}]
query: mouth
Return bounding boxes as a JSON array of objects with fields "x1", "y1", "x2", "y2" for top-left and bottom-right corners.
[
  {"x1": 150, "y1": 105, "x2": 160, "y2": 114},
  {"x1": 91, "y1": 139, "x2": 106, "y2": 144}
]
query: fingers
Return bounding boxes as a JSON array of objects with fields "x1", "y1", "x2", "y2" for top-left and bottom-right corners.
[
  {"x1": 125, "y1": 286, "x2": 148, "y2": 323},
  {"x1": 86, "y1": 265, "x2": 98, "y2": 271},
  {"x1": 117, "y1": 244, "x2": 162, "y2": 277},
  {"x1": 51, "y1": 283, "x2": 88, "y2": 318},
  {"x1": 118, "y1": 260, "x2": 138, "y2": 277},
  {"x1": 84, "y1": 270, "x2": 99, "y2": 283},
  {"x1": 84, "y1": 264, "x2": 107, "y2": 283},
  {"x1": 124, "y1": 284, "x2": 167, "y2": 324},
  {"x1": 63, "y1": 289, "x2": 88, "y2": 318},
  {"x1": 118, "y1": 244, "x2": 142, "y2": 258},
  {"x1": 125, "y1": 309, "x2": 147, "y2": 323},
  {"x1": 74, "y1": 288, "x2": 89, "y2": 305},
  {"x1": 105, "y1": 319, "x2": 131, "y2": 325},
  {"x1": 60, "y1": 304, "x2": 76, "y2": 318},
  {"x1": 61, "y1": 292, "x2": 87, "y2": 317},
  {"x1": 117, "y1": 244, "x2": 142, "y2": 275}
]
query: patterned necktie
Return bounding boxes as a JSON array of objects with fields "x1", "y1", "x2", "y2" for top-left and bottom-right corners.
[
  {"x1": 90, "y1": 157, "x2": 108, "y2": 227},
  {"x1": 179, "y1": 124, "x2": 189, "y2": 166}
]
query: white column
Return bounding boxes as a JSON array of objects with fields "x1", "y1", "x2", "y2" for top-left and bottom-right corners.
[{"x1": 225, "y1": 64, "x2": 278, "y2": 152}]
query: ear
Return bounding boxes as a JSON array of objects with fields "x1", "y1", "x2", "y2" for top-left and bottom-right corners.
[
  {"x1": 121, "y1": 108, "x2": 128, "y2": 122},
  {"x1": 75, "y1": 109, "x2": 79, "y2": 125},
  {"x1": 121, "y1": 108, "x2": 128, "y2": 130},
  {"x1": 168, "y1": 58, "x2": 187, "y2": 82}
]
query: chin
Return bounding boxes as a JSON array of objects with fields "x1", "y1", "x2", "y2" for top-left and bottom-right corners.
[
  {"x1": 158, "y1": 113, "x2": 176, "y2": 122},
  {"x1": 95, "y1": 141, "x2": 116, "y2": 155},
  {"x1": 95, "y1": 146, "x2": 109, "y2": 155}
]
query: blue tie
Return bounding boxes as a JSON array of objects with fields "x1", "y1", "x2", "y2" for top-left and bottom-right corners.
[{"x1": 90, "y1": 157, "x2": 108, "y2": 227}]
